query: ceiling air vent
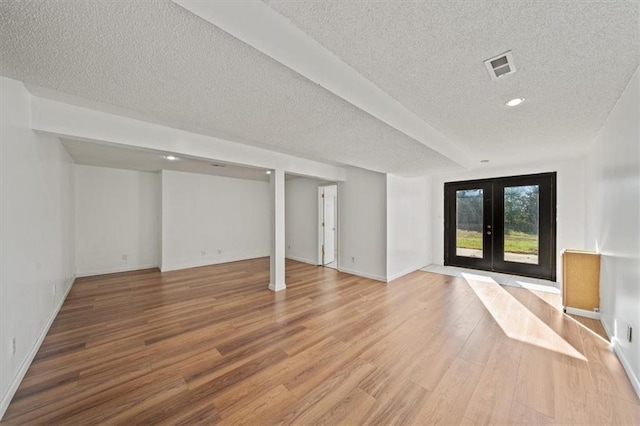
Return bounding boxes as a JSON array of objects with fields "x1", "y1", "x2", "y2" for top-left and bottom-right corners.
[{"x1": 484, "y1": 51, "x2": 516, "y2": 80}]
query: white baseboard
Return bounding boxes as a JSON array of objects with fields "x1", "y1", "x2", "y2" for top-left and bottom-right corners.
[
  {"x1": 286, "y1": 255, "x2": 318, "y2": 266},
  {"x1": 612, "y1": 344, "x2": 640, "y2": 398},
  {"x1": 600, "y1": 318, "x2": 640, "y2": 399},
  {"x1": 386, "y1": 265, "x2": 423, "y2": 282},
  {"x1": 564, "y1": 307, "x2": 601, "y2": 320},
  {"x1": 601, "y1": 317, "x2": 614, "y2": 342},
  {"x1": 268, "y1": 282, "x2": 286, "y2": 292},
  {"x1": 337, "y1": 267, "x2": 386, "y2": 283},
  {"x1": 0, "y1": 275, "x2": 76, "y2": 421},
  {"x1": 76, "y1": 263, "x2": 159, "y2": 277},
  {"x1": 161, "y1": 253, "x2": 268, "y2": 272}
]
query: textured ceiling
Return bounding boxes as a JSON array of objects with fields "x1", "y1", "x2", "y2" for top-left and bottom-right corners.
[
  {"x1": 0, "y1": 0, "x2": 458, "y2": 176},
  {"x1": 61, "y1": 139, "x2": 271, "y2": 182},
  {"x1": 267, "y1": 0, "x2": 640, "y2": 166},
  {"x1": 1, "y1": 1, "x2": 638, "y2": 176}
]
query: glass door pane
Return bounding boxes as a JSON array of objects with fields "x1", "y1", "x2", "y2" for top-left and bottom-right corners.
[
  {"x1": 503, "y1": 185, "x2": 539, "y2": 265},
  {"x1": 456, "y1": 189, "x2": 483, "y2": 258}
]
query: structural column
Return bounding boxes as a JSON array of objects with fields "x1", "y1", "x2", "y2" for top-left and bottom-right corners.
[{"x1": 269, "y1": 168, "x2": 286, "y2": 291}]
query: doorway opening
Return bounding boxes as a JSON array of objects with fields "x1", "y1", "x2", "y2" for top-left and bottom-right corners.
[
  {"x1": 444, "y1": 172, "x2": 556, "y2": 280},
  {"x1": 318, "y1": 185, "x2": 338, "y2": 269}
]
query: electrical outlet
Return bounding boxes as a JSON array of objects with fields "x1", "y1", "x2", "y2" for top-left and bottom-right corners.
[
  {"x1": 121, "y1": 254, "x2": 128, "y2": 261},
  {"x1": 201, "y1": 250, "x2": 206, "y2": 256},
  {"x1": 218, "y1": 249, "x2": 222, "y2": 255},
  {"x1": 11, "y1": 337, "x2": 16, "y2": 357},
  {"x1": 627, "y1": 325, "x2": 633, "y2": 343},
  {"x1": 288, "y1": 245, "x2": 291, "y2": 250},
  {"x1": 351, "y1": 256, "x2": 355, "y2": 263}
]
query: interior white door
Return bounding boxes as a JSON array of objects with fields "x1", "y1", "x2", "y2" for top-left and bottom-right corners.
[{"x1": 322, "y1": 186, "x2": 336, "y2": 265}]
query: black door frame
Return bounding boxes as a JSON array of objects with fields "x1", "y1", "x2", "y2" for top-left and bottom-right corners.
[
  {"x1": 444, "y1": 172, "x2": 557, "y2": 281},
  {"x1": 444, "y1": 181, "x2": 494, "y2": 271}
]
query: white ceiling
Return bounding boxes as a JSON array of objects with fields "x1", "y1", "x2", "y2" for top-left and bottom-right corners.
[
  {"x1": 1, "y1": 1, "x2": 638, "y2": 176},
  {"x1": 267, "y1": 0, "x2": 640, "y2": 165},
  {"x1": 61, "y1": 139, "x2": 271, "y2": 181}
]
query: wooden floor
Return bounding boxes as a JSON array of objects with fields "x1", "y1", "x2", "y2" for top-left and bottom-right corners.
[{"x1": 2, "y1": 258, "x2": 639, "y2": 425}]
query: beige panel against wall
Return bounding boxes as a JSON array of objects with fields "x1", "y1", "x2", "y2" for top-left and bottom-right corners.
[{"x1": 562, "y1": 250, "x2": 601, "y2": 312}]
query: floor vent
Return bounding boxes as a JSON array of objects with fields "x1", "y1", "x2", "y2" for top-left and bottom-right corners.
[{"x1": 484, "y1": 51, "x2": 516, "y2": 80}]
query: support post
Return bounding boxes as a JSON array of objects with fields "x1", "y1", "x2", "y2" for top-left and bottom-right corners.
[{"x1": 269, "y1": 168, "x2": 286, "y2": 291}]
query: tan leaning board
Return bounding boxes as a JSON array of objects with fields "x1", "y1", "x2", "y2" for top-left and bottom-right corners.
[{"x1": 562, "y1": 249, "x2": 600, "y2": 313}]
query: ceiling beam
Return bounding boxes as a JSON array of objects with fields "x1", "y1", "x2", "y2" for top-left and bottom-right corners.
[
  {"x1": 29, "y1": 94, "x2": 347, "y2": 182},
  {"x1": 173, "y1": 0, "x2": 472, "y2": 169}
]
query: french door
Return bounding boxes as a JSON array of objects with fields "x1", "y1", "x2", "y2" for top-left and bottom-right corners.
[{"x1": 444, "y1": 172, "x2": 556, "y2": 281}]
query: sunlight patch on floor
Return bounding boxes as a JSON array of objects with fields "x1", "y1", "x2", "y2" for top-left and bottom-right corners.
[
  {"x1": 563, "y1": 310, "x2": 611, "y2": 344},
  {"x1": 421, "y1": 264, "x2": 558, "y2": 292},
  {"x1": 462, "y1": 272, "x2": 587, "y2": 361}
]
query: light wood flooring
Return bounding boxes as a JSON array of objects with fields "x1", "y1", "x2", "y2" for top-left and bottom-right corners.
[{"x1": 2, "y1": 258, "x2": 639, "y2": 425}]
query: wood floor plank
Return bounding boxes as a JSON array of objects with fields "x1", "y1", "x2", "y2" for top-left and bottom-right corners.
[
  {"x1": 552, "y1": 352, "x2": 609, "y2": 425},
  {"x1": 316, "y1": 387, "x2": 378, "y2": 425},
  {"x1": 409, "y1": 324, "x2": 473, "y2": 391},
  {"x1": 212, "y1": 336, "x2": 346, "y2": 415},
  {"x1": 413, "y1": 357, "x2": 483, "y2": 424},
  {"x1": 463, "y1": 339, "x2": 522, "y2": 425},
  {"x1": 280, "y1": 358, "x2": 376, "y2": 425},
  {"x1": 611, "y1": 396, "x2": 640, "y2": 425},
  {"x1": 360, "y1": 371, "x2": 430, "y2": 425},
  {"x1": 457, "y1": 312, "x2": 504, "y2": 366},
  {"x1": 509, "y1": 400, "x2": 555, "y2": 425},
  {"x1": 579, "y1": 323, "x2": 640, "y2": 404},
  {"x1": 217, "y1": 384, "x2": 297, "y2": 426},
  {"x1": 514, "y1": 344, "x2": 556, "y2": 418},
  {"x1": 2, "y1": 258, "x2": 638, "y2": 425}
]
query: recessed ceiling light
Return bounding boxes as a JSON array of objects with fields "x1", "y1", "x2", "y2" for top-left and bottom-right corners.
[
  {"x1": 164, "y1": 155, "x2": 179, "y2": 161},
  {"x1": 266, "y1": 170, "x2": 272, "y2": 175},
  {"x1": 505, "y1": 98, "x2": 525, "y2": 107}
]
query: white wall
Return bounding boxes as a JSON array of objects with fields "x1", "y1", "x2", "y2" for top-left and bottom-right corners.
[
  {"x1": 75, "y1": 165, "x2": 160, "y2": 276},
  {"x1": 430, "y1": 158, "x2": 587, "y2": 283},
  {"x1": 0, "y1": 77, "x2": 76, "y2": 417},
  {"x1": 285, "y1": 177, "x2": 321, "y2": 265},
  {"x1": 338, "y1": 167, "x2": 387, "y2": 281},
  {"x1": 585, "y1": 68, "x2": 639, "y2": 394},
  {"x1": 161, "y1": 170, "x2": 270, "y2": 271},
  {"x1": 387, "y1": 174, "x2": 431, "y2": 281}
]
